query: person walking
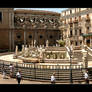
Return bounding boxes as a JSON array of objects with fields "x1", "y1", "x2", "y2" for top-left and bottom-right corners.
[
  {"x1": 16, "y1": 70, "x2": 22, "y2": 84},
  {"x1": 51, "y1": 73, "x2": 56, "y2": 84},
  {"x1": 9, "y1": 64, "x2": 14, "y2": 78},
  {"x1": 2, "y1": 67, "x2": 6, "y2": 79},
  {"x1": 84, "y1": 71, "x2": 89, "y2": 84}
]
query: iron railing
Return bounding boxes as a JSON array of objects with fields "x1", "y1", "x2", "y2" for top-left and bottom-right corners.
[{"x1": 0, "y1": 60, "x2": 84, "y2": 82}]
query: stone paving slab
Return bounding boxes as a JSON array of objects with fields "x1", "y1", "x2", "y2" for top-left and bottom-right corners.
[
  {"x1": 0, "y1": 74, "x2": 50, "y2": 84},
  {"x1": 0, "y1": 74, "x2": 91, "y2": 84}
]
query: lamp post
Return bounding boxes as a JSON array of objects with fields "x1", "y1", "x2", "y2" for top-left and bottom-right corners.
[
  {"x1": 82, "y1": 48, "x2": 88, "y2": 69},
  {"x1": 69, "y1": 47, "x2": 73, "y2": 84}
]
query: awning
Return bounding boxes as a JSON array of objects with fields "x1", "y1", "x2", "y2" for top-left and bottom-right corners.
[{"x1": 82, "y1": 33, "x2": 92, "y2": 37}]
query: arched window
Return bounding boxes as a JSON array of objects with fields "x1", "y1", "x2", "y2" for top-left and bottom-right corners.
[
  {"x1": 75, "y1": 30, "x2": 77, "y2": 35},
  {"x1": 75, "y1": 41, "x2": 78, "y2": 46},
  {"x1": 29, "y1": 35, "x2": 32, "y2": 39},
  {"x1": 49, "y1": 35, "x2": 53, "y2": 39},
  {"x1": 79, "y1": 29, "x2": 82, "y2": 35},
  {"x1": 40, "y1": 35, "x2": 43, "y2": 39},
  {"x1": 70, "y1": 29, "x2": 72, "y2": 36}
]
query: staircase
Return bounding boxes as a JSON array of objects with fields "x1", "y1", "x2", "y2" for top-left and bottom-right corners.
[
  {"x1": 73, "y1": 50, "x2": 83, "y2": 62},
  {"x1": 85, "y1": 46, "x2": 92, "y2": 61}
]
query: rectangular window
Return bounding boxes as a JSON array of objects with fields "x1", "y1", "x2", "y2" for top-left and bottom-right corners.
[
  {"x1": 75, "y1": 30, "x2": 77, "y2": 35},
  {"x1": 0, "y1": 12, "x2": 2, "y2": 22},
  {"x1": 70, "y1": 30, "x2": 72, "y2": 37},
  {"x1": 75, "y1": 42, "x2": 78, "y2": 46},
  {"x1": 79, "y1": 29, "x2": 82, "y2": 35},
  {"x1": 80, "y1": 41, "x2": 82, "y2": 45},
  {"x1": 70, "y1": 10, "x2": 72, "y2": 14},
  {"x1": 87, "y1": 27, "x2": 89, "y2": 30}
]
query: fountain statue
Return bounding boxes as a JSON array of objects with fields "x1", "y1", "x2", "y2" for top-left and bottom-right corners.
[
  {"x1": 13, "y1": 45, "x2": 18, "y2": 59},
  {"x1": 34, "y1": 40, "x2": 36, "y2": 47},
  {"x1": 46, "y1": 40, "x2": 49, "y2": 47}
]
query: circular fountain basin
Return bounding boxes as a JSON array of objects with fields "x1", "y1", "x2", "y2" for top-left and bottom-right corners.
[{"x1": 18, "y1": 56, "x2": 40, "y2": 63}]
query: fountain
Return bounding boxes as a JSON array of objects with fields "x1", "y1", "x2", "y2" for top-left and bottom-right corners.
[
  {"x1": 14, "y1": 44, "x2": 46, "y2": 63},
  {"x1": 13, "y1": 41, "x2": 78, "y2": 64}
]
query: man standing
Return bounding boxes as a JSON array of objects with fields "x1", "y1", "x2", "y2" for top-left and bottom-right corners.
[
  {"x1": 9, "y1": 64, "x2": 14, "y2": 78},
  {"x1": 2, "y1": 67, "x2": 6, "y2": 79},
  {"x1": 51, "y1": 73, "x2": 56, "y2": 84},
  {"x1": 84, "y1": 71, "x2": 89, "y2": 84}
]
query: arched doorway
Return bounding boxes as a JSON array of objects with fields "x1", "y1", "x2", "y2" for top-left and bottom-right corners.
[{"x1": 86, "y1": 39, "x2": 90, "y2": 47}]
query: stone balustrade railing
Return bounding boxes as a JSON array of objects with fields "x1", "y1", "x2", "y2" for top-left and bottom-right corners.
[
  {"x1": 86, "y1": 46, "x2": 92, "y2": 56},
  {"x1": 45, "y1": 47, "x2": 66, "y2": 51},
  {"x1": 43, "y1": 51, "x2": 66, "y2": 59},
  {"x1": 0, "y1": 59, "x2": 83, "y2": 70}
]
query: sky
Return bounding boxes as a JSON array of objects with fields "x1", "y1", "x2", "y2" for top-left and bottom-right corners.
[{"x1": 15, "y1": 8, "x2": 68, "y2": 13}]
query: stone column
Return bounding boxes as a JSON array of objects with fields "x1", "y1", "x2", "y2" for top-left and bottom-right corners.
[
  {"x1": 22, "y1": 45, "x2": 25, "y2": 52},
  {"x1": 57, "y1": 52, "x2": 60, "y2": 59},
  {"x1": 12, "y1": 29, "x2": 15, "y2": 51},
  {"x1": 15, "y1": 45, "x2": 18, "y2": 56},
  {"x1": 34, "y1": 40, "x2": 36, "y2": 47},
  {"x1": 9, "y1": 29, "x2": 12, "y2": 51},
  {"x1": 90, "y1": 36, "x2": 92, "y2": 48},
  {"x1": 31, "y1": 39, "x2": 33, "y2": 47}
]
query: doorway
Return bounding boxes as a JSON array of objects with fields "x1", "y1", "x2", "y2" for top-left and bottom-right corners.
[{"x1": 86, "y1": 39, "x2": 90, "y2": 47}]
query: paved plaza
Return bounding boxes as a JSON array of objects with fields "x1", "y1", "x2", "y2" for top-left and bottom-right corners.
[
  {"x1": 0, "y1": 74, "x2": 87, "y2": 84},
  {"x1": 0, "y1": 74, "x2": 51, "y2": 84}
]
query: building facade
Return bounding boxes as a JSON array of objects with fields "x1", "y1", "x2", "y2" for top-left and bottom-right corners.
[
  {"x1": 60, "y1": 8, "x2": 92, "y2": 48},
  {"x1": 0, "y1": 8, "x2": 60, "y2": 51}
]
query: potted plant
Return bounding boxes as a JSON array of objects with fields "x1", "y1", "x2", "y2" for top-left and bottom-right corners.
[{"x1": 56, "y1": 40, "x2": 65, "y2": 47}]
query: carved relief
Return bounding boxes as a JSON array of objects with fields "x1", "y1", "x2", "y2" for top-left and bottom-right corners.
[{"x1": 14, "y1": 14, "x2": 60, "y2": 29}]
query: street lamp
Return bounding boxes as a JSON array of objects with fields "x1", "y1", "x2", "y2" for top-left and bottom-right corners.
[
  {"x1": 69, "y1": 47, "x2": 73, "y2": 84},
  {"x1": 81, "y1": 48, "x2": 88, "y2": 69}
]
